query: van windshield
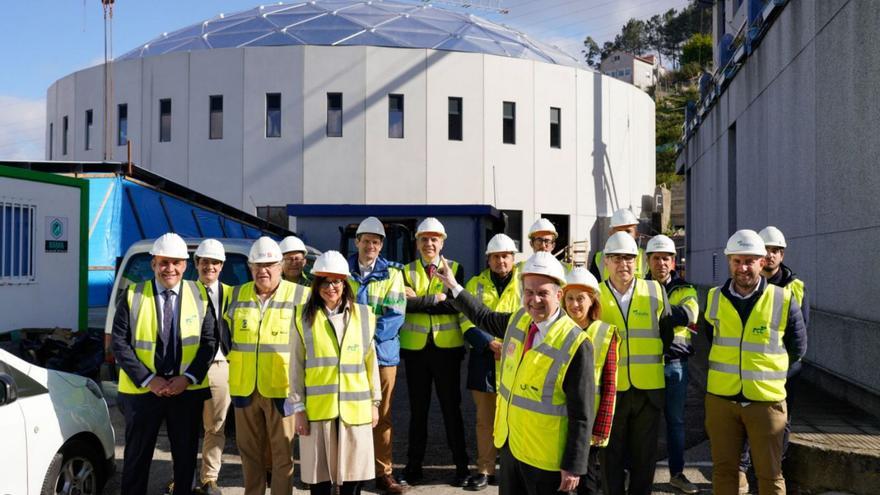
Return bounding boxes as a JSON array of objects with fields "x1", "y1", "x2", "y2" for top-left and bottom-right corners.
[{"x1": 118, "y1": 253, "x2": 252, "y2": 292}]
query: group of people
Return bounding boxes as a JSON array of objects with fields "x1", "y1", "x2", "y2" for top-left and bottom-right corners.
[{"x1": 111, "y1": 210, "x2": 807, "y2": 495}]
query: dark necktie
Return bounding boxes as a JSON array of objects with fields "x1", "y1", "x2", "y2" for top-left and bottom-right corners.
[
  {"x1": 523, "y1": 322, "x2": 539, "y2": 354},
  {"x1": 162, "y1": 289, "x2": 175, "y2": 344},
  {"x1": 426, "y1": 264, "x2": 436, "y2": 278},
  {"x1": 206, "y1": 286, "x2": 216, "y2": 318}
]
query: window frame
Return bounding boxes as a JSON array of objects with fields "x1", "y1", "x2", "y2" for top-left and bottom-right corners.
[
  {"x1": 0, "y1": 202, "x2": 36, "y2": 283},
  {"x1": 117, "y1": 103, "x2": 128, "y2": 146},
  {"x1": 266, "y1": 93, "x2": 282, "y2": 138},
  {"x1": 326, "y1": 92, "x2": 343, "y2": 138},
  {"x1": 550, "y1": 107, "x2": 561, "y2": 149},
  {"x1": 388, "y1": 94, "x2": 405, "y2": 139},
  {"x1": 84, "y1": 109, "x2": 94, "y2": 151},
  {"x1": 502, "y1": 101, "x2": 516, "y2": 145},
  {"x1": 159, "y1": 98, "x2": 172, "y2": 143},
  {"x1": 209, "y1": 95, "x2": 223, "y2": 140},
  {"x1": 448, "y1": 97, "x2": 463, "y2": 141}
]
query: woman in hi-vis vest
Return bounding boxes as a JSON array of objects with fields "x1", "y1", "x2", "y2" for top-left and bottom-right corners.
[
  {"x1": 289, "y1": 251, "x2": 381, "y2": 495},
  {"x1": 562, "y1": 268, "x2": 620, "y2": 495}
]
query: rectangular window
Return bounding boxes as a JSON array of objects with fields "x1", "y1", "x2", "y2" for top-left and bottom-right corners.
[
  {"x1": 388, "y1": 94, "x2": 404, "y2": 139},
  {"x1": 500, "y1": 209, "x2": 523, "y2": 251},
  {"x1": 209, "y1": 95, "x2": 223, "y2": 140},
  {"x1": 448, "y1": 97, "x2": 463, "y2": 141},
  {"x1": 0, "y1": 202, "x2": 35, "y2": 282},
  {"x1": 117, "y1": 103, "x2": 128, "y2": 146},
  {"x1": 256, "y1": 206, "x2": 289, "y2": 228},
  {"x1": 326, "y1": 92, "x2": 343, "y2": 137},
  {"x1": 159, "y1": 99, "x2": 172, "y2": 142},
  {"x1": 625, "y1": 68, "x2": 632, "y2": 76},
  {"x1": 62, "y1": 116, "x2": 68, "y2": 155},
  {"x1": 502, "y1": 101, "x2": 516, "y2": 144},
  {"x1": 550, "y1": 107, "x2": 561, "y2": 149},
  {"x1": 84, "y1": 109, "x2": 94, "y2": 150},
  {"x1": 48, "y1": 123, "x2": 53, "y2": 159},
  {"x1": 266, "y1": 93, "x2": 281, "y2": 138}
]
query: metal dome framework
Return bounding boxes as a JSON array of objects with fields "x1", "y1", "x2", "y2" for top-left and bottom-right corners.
[{"x1": 118, "y1": 0, "x2": 581, "y2": 67}]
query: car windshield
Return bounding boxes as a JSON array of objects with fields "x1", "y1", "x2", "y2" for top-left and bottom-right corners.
[{"x1": 119, "y1": 252, "x2": 252, "y2": 290}]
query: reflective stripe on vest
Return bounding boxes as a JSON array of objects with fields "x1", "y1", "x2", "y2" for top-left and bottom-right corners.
[
  {"x1": 598, "y1": 279, "x2": 668, "y2": 391},
  {"x1": 705, "y1": 284, "x2": 790, "y2": 401},
  {"x1": 667, "y1": 285, "x2": 699, "y2": 348},
  {"x1": 298, "y1": 303, "x2": 375, "y2": 424},
  {"x1": 118, "y1": 280, "x2": 209, "y2": 394},
  {"x1": 582, "y1": 320, "x2": 618, "y2": 447},
  {"x1": 225, "y1": 281, "x2": 309, "y2": 398},
  {"x1": 494, "y1": 308, "x2": 589, "y2": 471},
  {"x1": 401, "y1": 259, "x2": 463, "y2": 349},
  {"x1": 459, "y1": 267, "x2": 522, "y2": 332}
]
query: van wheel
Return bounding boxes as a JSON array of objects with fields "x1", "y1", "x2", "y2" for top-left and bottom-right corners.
[{"x1": 41, "y1": 441, "x2": 103, "y2": 495}]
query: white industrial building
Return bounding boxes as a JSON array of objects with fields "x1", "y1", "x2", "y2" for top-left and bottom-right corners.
[{"x1": 45, "y1": 0, "x2": 656, "y2": 255}]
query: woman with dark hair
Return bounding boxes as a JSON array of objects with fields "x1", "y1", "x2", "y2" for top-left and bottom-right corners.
[
  {"x1": 289, "y1": 251, "x2": 381, "y2": 495},
  {"x1": 563, "y1": 268, "x2": 619, "y2": 495}
]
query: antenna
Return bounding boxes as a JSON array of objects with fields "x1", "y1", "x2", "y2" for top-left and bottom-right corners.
[
  {"x1": 102, "y1": 0, "x2": 115, "y2": 161},
  {"x1": 422, "y1": 0, "x2": 508, "y2": 14}
]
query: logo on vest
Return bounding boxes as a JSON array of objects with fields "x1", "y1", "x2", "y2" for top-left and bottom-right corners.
[
  {"x1": 506, "y1": 342, "x2": 517, "y2": 357},
  {"x1": 751, "y1": 325, "x2": 767, "y2": 336},
  {"x1": 632, "y1": 309, "x2": 649, "y2": 317},
  {"x1": 347, "y1": 344, "x2": 360, "y2": 352},
  {"x1": 241, "y1": 320, "x2": 249, "y2": 330}
]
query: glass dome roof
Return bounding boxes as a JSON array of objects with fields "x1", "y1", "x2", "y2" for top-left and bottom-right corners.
[{"x1": 118, "y1": 0, "x2": 582, "y2": 68}]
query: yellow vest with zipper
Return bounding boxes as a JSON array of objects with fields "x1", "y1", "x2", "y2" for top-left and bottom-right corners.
[
  {"x1": 598, "y1": 279, "x2": 668, "y2": 391},
  {"x1": 225, "y1": 280, "x2": 310, "y2": 398},
  {"x1": 295, "y1": 303, "x2": 376, "y2": 424},
  {"x1": 118, "y1": 280, "x2": 210, "y2": 394},
  {"x1": 494, "y1": 309, "x2": 588, "y2": 471},
  {"x1": 401, "y1": 259, "x2": 463, "y2": 349},
  {"x1": 582, "y1": 319, "x2": 619, "y2": 447},
  {"x1": 705, "y1": 284, "x2": 792, "y2": 402}
]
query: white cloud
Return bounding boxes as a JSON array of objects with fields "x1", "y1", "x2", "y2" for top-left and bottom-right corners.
[{"x1": 0, "y1": 96, "x2": 45, "y2": 161}]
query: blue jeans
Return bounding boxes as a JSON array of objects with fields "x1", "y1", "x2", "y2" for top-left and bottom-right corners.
[{"x1": 664, "y1": 360, "x2": 688, "y2": 476}]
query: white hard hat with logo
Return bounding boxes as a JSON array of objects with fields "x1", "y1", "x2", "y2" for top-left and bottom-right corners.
[
  {"x1": 758, "y1": 226, "x2": 787, "y2": 248},
  {"x1": 416, "y1": 217, "x2": 447, "y2": 239},
  {"x1": 528, "y1": 218, "x2": 558, "y2": 239},
  {"x1": 150, "y1": 233, "x2": 189, "y2": 259},
  {"x1": 194, "y1": 238, "x2": 226, "y2": 262},
  {"x1": 645, "y1": 234, "x2": 676, "y2": 255},
  {"x1": 279, "y1": 236, "x2": 307, "y2": 254},
  {"x1": 604, "y1": 231, "x2": 639, "y2": 256},
  {"x1": 519, "y1": 252, "x2": 566, "y2": 286},
  {"x1": 249, "y1": 237, "x2": 283, "y2": 263},
  {"x1": 486, "y1": 233, "x2": 517, "y2": 255},
  {"x1": 610, "y1": 208, "x2": 639, "y2": 228},
  {"x1": 565, "y1": 267, "x2": 599, "y2": 292},
  {"x1": 356, "y1": 217, "x2": 386, "y2": 238},
  {"x1": 311, "y1": 250, "x2": 350, "y2": 278},
  {"x1": 724, "y1": 230, "x2": 766, "y2": 257}
]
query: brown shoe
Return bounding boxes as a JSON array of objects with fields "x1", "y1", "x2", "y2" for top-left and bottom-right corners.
[{"x1": 376, "y1": 474, "x2": 408, "y2": 494}]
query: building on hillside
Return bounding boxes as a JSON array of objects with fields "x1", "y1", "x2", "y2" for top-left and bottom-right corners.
[
  {"x1": 677, "y1": 0, "x2": 880, "y2": 416},
  {"x1": 599, "y1": 51, "x2": 664, "y2": 91},
  {"x1": 45, "y1": 0, "x2": 656, "y2": 266}
]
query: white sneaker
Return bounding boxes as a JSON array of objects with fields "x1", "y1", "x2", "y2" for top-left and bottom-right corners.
[{"x1": 670, "y1": 473, "x2": 699, "y2": 494}]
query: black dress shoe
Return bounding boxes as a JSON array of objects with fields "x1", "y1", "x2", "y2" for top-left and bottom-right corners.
[
  {"x1": 452, "y1": 468, "x2": 472, "y2": 487},
  {"x1": 464, "y1": 473, "x2": 489, "y2": 491},
  {"x1": 399, "y1": 466, "x2": 423, "y2": 486}
]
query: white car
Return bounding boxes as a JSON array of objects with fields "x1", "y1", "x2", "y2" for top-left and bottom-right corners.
[{"x1": 0, "y1": 348, "x2": 115, "y2": 495}]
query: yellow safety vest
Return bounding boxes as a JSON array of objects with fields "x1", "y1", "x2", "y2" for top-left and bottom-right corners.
[
  {"x1": 705, "y1": 284, "x2": 791, "y2": 402},
  {"x1": 595, "y1": 248, "x2": 648, "y2": 280},
  {"x1": 598, "y1": 279, "x2": 668, "y2": 391},
  {"x1": 118, "y1": 280, "x2": 210, "y2": 394},
  {"x1": 581, "y1": 319, "x2": 619, "y2": 447},
  {"x1": 461, "y1": 268, "x2": 521, "y2": 386},
  {"x1": 225, "y1": 281, "x2": 310, "y2": 398},
  {"x1": 787, "y1": 278, "x2": 805, "y2": 308},
  {"x1": 295, "y1": 304, "x2": 376, "y2": 424},
  {"x1": 494, "y1": 309, "x2": 589, "y2": 471},
  {"x1": 401, "y1": 259, "x2": 463, "y2": 350},
  {"x1": 348, "y1": 267, "x2": 406, "y2": 316},
  {"x1": 667, "y1": 283, "x2": 699, "y2": 351}
]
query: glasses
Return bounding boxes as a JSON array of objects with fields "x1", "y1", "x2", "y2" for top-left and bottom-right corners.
[
  {"x1": 283, "y1": 257, "x2": 306, "y2": 265},
  {"x1": 533, "y1": 237, "x2": 556, "y2": 245},
  {"x1": 251, "y1": 262, "x2": 281, "y2": 271},
  {"x1": 319, "y1": 279, "x2": 345, "y2": 289},
  {"x1": 608, "y1": 255, "x2": 636, "y2": 264}
]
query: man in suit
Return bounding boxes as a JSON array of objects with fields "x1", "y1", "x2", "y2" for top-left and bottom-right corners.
[{"x1": 112, "y1": 233, "x2": 216, "y2": 495}]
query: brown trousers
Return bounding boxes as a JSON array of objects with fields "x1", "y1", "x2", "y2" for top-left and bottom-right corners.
[
  {"x1": 471, "y1": 390, "x2": 498, "y2": 475},
  {"x1": 200, "y1": 360, "x2": 231, "y2": 483},
  {"x1": 705, "y1": 393, "x2": 787, "y2": 495},
  {"x1": 373, "y1": 365, "x2": 398, "y2": 476},
  {"x1": 234, "y1": 392, "x2": 296, "y2": 495}
]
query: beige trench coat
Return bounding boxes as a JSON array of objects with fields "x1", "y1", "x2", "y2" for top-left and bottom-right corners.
[{"x1": 289, "y1": 304, "x2": 381, "y2": 484}]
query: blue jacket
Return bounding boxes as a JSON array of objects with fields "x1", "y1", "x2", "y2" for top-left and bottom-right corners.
[{"x1": 348, "y1": 254, "x2": 406, "y2": 366}]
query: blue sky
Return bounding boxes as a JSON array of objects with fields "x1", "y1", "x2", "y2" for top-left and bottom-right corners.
[{"x1": 0, "y1": 0, "x2": 688, "y2": 159}]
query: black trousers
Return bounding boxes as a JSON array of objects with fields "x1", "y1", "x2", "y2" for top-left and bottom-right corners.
[
  {"x1": 600, "y1": 388, "x2": 664, "y2": 495},
  {"x1": 402, "y1": 343, "x2": 469, "y2": 470},
  {"x1": 499, "y1": 444, "x2": 568, "y2": 495},
  {"x1": 118, "y1": 389, "x2": 207, "y2": 495},
  {"x1": 576, "y1": 447, "x2": 602, "y2": 495},
  {"x1": 310, "y1": 480, "x2": 364, "y2": 495}
]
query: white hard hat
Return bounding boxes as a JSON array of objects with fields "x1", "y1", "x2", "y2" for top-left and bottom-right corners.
[
  {"x1": 724, "y1": 229, "x2": 766, "y2": 257},
  {"x1": 279, "y1": 235, "x2": 307, "y2": 254},
  {"x1": 311, "y1": 250, "x2": 349, "y2": 278},
  {"x1": 356, "y1": 216, "x2": 386, "y2": 238},
  {"x1": 194, "y1": 238, "x2": 226, "y2": 262},
  {"x1": 758, "y1": 226, "x2": 787, "y2": 248},
  {"x1": 528, "y1": 218, "x2": 558, "y2": 239},
  {"x1": 604, "y1": 231, "x2": 639, "y2": 256},
  {"x1": 416, "y1": 217, "x2": 447, "y2": 239},
  {"x1": 249, "y1": 236, "x2": 283, "y2": 263},
  {"x1": 565, "y1": 267, "x2": 599, "y2": 292},
  {"x1": 645, "y1": 234, "x2": 676, "y2": 255},
  {"x1": 610, "y1": 208, "x2": 639, "y2": 228},
  {"x1": 150, "y1": 233, "x2": 189, "y2": 259},
  {"x1": 519, "y1": 252, "x2": 566, "y2": 286},
  {"x1": 486, "y1": 233, "x2": 517, "y2": 255}
]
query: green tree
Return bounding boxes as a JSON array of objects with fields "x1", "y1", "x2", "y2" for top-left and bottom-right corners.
[
  {"x1": 582, "y1": 36, "x2": 602, "y2": 68},
  {"x1": 681, "y1": 33, "x2": 713, "y2": 68},
  {"x1": 615, "y1": 18, "x2": 647, "y2": 55}
]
